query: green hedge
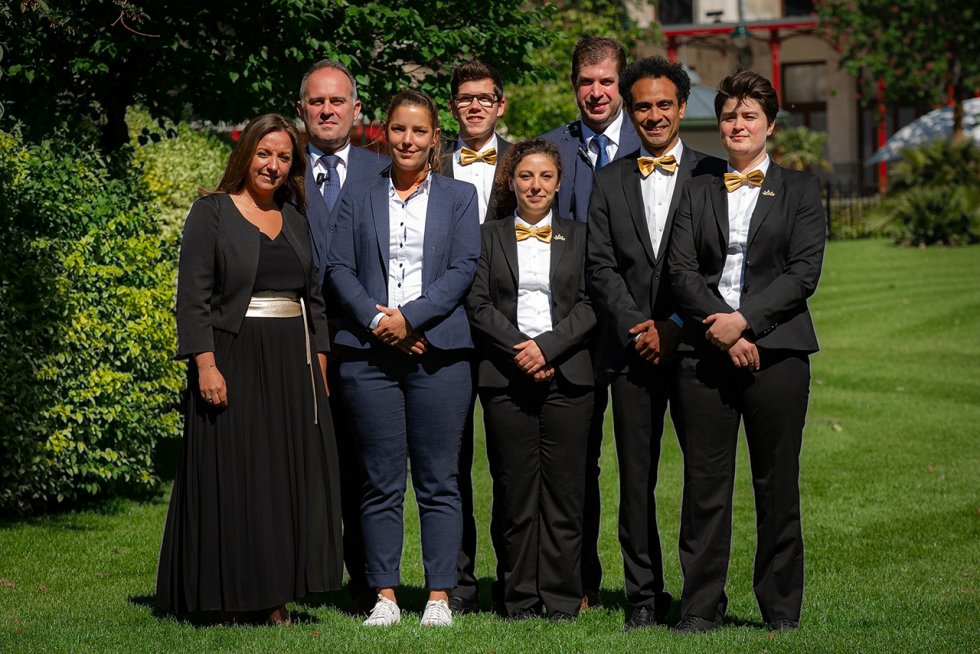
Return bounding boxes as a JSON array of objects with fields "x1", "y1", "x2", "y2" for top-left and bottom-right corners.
[{"x1": 0, "y1": 128, "x2": 184, "y2": 514}]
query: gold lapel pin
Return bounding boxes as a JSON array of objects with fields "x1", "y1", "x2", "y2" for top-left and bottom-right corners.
[
  {"x1": 762, "y1": 189, "x2": 776, "y2": 197},
  {"x1": 553, "y1": 233, "x2": 566, "y2": 241}
]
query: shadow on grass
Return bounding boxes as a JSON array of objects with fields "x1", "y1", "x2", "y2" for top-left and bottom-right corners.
[{"x1": 129, "y1": 593, "x2": 322, "y2": 627}]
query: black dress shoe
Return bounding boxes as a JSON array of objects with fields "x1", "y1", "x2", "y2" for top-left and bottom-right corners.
[
  {"x1": 671, "y1": 614, "x2": 721, "y2": 635},
  {"x1": 508, "y1": 607, "x2": 539, "y2": 621},
  {"x1": 547, "y1": 610, "x2": 576, "y2": 622},
  {"x1": 623, "y1": 606, "x2": 657, "y2": 632},
  {"x1": 767, "y1": 619, "x2": 799, "y2": 632},
  {"x1": 448, "y1": 595, "x2": 476, "y2": 615}
]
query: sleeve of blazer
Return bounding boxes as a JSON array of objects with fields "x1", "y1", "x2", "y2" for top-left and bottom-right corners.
[
  {"x1": 738, "y1": 175, "x2": 826, "y2": 337},
  {"x1": 399, "y1": 184, "x2": 480, "y2": 332},
  {"x1": 325, "y1": 189, "x2": 387, "y2": 328},
  {"x1": 175, "y1": 196, "x2": 219, "y2": 359},
  {"x1": 586, "y1": 174, "x2": 648, "y2": 346},
  {"x1": 465, "y1": 225, "x2": 527, "y2": 360},
  {"x1": 668, "y1": 183, "x2": 732, "y2": 320},
  {"x1": 535, "y1": 228, "x2": 596, "y2": 363}
]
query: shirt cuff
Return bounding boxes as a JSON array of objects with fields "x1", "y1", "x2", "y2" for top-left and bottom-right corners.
[{"x1": 369, "y1": 312, "x2": 384, "y2": 330}]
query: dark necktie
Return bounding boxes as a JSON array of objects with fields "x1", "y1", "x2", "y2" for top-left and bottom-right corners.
[
  {"x1": 593, "y1": 133, "x2": 609, "y2": 170},
  {"x1": 321, "y1": 154, "x2": 341, "y2": 211}
]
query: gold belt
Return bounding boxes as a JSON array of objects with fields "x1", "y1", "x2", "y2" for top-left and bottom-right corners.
[{"x1": 245, "y1": 292, "x2": 318, "y2": 424}]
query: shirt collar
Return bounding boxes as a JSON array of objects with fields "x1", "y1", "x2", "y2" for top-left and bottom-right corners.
[
  {"x1": 514, "y1": 210, "x2": 553, "y2": 229},
  {"x1": 387, "y1": 169, "x2": 433, "y2": 202},
  {"x1": 639, "y1": 139, "x2": 685, "y2": 166},
  {"x1": 309, "y1": 142, "x2": 351, "y2": 168},
  {"x1": 580, "y1": 109, "x2": 625, "y2": 147},
  {"x1": 727, "y1": 154, "x2": 771, "y2": 176},
  {"x1": 455, "y1": 133, "x2": 498, "y2": 156}
]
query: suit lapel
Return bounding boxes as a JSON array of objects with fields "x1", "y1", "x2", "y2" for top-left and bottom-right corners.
[
  {"x1": 549, "y1": 220, "x2": 567, "y2": 286},
  {"x1": 659, "y1": 147, "x2": 696, "y2": 259},
  {"x1": 622, "y1": 160, "x2": 657, "y2": 264},
  {"x1": 708, "y1": 174, "x2": 730, "y2": 250},
  {"x1": 280, "y1": 205, "x2": 310, "y2": 272},
  {"x1": 370, "y1": 180, "x2": 390, "y2": 278},
  {"x1": 422, "y1": 176, "x2": 450, "y2": 287},
  {"x1": 747, "y1": 163, "x2": 783, "y2": 247},
  {"x1": 498, "y1": 218, "x2": 519, "y2": 286}
]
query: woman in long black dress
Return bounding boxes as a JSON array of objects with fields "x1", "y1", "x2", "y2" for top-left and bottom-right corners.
[{"x1": 156, "y1": 113, "x2": 343, "y2": 624}]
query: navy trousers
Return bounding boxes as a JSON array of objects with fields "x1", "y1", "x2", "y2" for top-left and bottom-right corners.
[{"x1": 339, "y1": 347, "x2": 471, "y2": 591}]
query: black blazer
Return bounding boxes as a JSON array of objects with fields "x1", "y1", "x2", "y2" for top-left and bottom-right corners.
[
  {"x1": 466, "y1": 216, "x2": 596, "y2": 388},
  {"x1": 586, "y1": 146, "x2": 726, "y2": 373},
  {"x1": 176, "y1": 193, "x2": 331, "y2": 358},
  {"x1": 668, "y1": 162, "x2": 826, "y2": 354},
  {"x1": 439, "y1": 135, "x2": 513, "y2": 222}
]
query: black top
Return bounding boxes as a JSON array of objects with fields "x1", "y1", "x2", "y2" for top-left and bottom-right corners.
[{"x1": 253, "y1": 232, "x2": 305, "y2": 294}]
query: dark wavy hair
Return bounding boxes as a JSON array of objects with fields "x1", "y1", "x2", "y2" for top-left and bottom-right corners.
[
  {"x1": 715, "y1": 70, "x2": 780, "y2": 124},
  {"x1": 619, "y1": 56, "x2": 692, "y2": 109},
  {"x1": 385, "y1": 88, "x2": 443, "y2": 174},
  {"x1": 212, "y1": 113, "x2": 307, "y2": 213},
  {"x1": 493, "y1": 138, "x2": 563, "y2": 219}
]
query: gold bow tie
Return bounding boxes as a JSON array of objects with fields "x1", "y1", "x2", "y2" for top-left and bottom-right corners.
[
  {"x1": 724, "y1": 169, "x2": 766, "y2": 192},
  {"x1": 460, "y1": 147, "x2": 497, "y2": 166},
  {"x1": 637, "y1": 155, "x2": 678, "y2": 177},
  {"x1": 515, "y1": 223, "x2": 552, "y2": 243}
]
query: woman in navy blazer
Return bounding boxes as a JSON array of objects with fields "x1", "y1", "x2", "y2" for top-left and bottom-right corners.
[
  {"x1": 466, "y1": 139, "x2": 596, "y2": 621},
  {"x1": 667, "y1": 71, "x2": 826, "y2": 634},
  {"x1": 326, "y1": 89, "x2": 480, "y2": 628}
]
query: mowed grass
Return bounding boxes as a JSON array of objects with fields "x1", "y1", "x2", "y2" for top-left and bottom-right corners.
[{"x1": 1, "y1": 239, "x2": 978, "y2": 653}]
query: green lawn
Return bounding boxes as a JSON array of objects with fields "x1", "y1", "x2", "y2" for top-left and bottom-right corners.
[{"x1": 1, "y1": 240, "x2": 978, "y2": 653}]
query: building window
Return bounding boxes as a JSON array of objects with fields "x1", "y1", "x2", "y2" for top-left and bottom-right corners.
[
  {"x1": 784, "y1": 0, "x2": 816, "y2": 16},
  {"x1": 783, "y1": 62, "x2": 828, "y2": 131},
  {"x1": 658, "y1": 0, "x2": 694, "y2": 24}
]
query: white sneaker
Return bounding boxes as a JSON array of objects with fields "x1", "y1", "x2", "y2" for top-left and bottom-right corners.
[
  {"x1": 363, "y1": 594, "x2": 401, "y2": 627},
  {"x1": 420, "y1": 599, "x2": 453, "y2": 627}
]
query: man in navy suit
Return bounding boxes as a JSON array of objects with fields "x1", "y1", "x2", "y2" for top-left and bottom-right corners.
[
  {"x1": 587, "y1": 56, "x2": 725, "y2": 632},
  {"x1": 438, "y1": 60, "x2": 513, "y2": 616},
  {"x1": 539, "y1": 36, "x2": 639, "y2": 610},
  {"x1": 296, "y1": 59, "x2": 387, "y2": 612}
]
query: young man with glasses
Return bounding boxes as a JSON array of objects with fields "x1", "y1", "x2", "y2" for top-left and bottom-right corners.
[{"x1": 440, "y1": 60, "x2": 513, "y2": 617}]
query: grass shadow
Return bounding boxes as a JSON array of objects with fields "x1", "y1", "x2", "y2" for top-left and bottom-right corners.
[{"x1": 129, "y1": 593, "x2": 322, "y2": 627}]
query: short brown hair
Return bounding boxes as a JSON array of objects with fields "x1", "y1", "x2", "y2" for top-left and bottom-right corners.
[
  {"x1": 570, "y1": 36, "x2": 627, "y2": 85},
  {"x1": 451, "y1": 60, "x2": 504, "y2": 100},
  {"x1": 494, "y1": 138, "x2": 563, "y2": 219},
  {"x1": 385, "y1": 89, "x2": 443, "y2": 174},
  {"x1": 213, "y1": 114, "x2": 307, "y2": 213},
  {"x1": 714, "y1": 70, "x2": 779, "y2": 124}
]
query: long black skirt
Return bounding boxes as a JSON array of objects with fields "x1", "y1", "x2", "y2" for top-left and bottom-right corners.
[{"x1": 156, "y1": 315, "x2": 343, "y2": 615}]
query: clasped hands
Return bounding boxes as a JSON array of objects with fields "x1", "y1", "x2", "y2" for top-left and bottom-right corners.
[
  {"x1": 513, "y1": 340, "x2": 555, "y2": 383},
  {"x1": 703, "y1": 311, "x2": 759, "y2": 371},
  {"x1": 628, "y1": 319, "x2": 681, "y2": 365},
  {"x1": 373, "y1": 305, "x2": 428, "y2": 355}
]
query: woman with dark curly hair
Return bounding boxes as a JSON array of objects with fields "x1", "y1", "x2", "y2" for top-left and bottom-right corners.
[{"x1": 466, "y1": 138, "x2": 596, "y2": 622}]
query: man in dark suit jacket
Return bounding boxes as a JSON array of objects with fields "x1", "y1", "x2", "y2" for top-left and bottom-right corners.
[
  {"x1": 666, "y1": 71, "x2": 825, "y2": 635},
  {"x1": 438, "y1": 60, "x2": 513, "y2": 615},
  {"x1": 296, "y1": 59, "x2": 387, "y2": 612},
  {"x1": 586, "y1": 56, "x2": 725, "y2": 632},
  {"x1": 539, "y1": 35, "x2": 640, "y2": 610}
]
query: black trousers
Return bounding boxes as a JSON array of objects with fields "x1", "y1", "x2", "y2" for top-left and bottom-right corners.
[
  {"x1": 327, "y1": 360, "x2": 368, "y2": 599},
  {"x1": 581, "y1": 383, "x2": 608, "y2": 594},
  {"x1": 481, "y1": 379, "x2": 594, "y2": 616},
  {"x1": 673, "y1": 350, "x2": 809, "y2": 624},
  {"x1": 608, "y1": 362, "x2": 675, "y2": 610}
]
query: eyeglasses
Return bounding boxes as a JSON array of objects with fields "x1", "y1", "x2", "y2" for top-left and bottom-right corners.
[{"x1": 454, "y1": 93, "x2": 499, "y2": 109}]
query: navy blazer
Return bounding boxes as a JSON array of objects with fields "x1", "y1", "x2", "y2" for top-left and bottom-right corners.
[
  {"x1": 325, "y1": 173, "x2": 481, "y2": 351},
  {"x1": 539, "y1": 113, "x2": 641, "y2": 223},
  {"x1": 438, "y1": 135, "x2": 513, "y2": 222},
  {"x1": 668, "y1": 163, "x2": 826, "y2": 354},
  {"x1": 175, "y1": 193, "x2": 331, "y2": 358},
  {"x1": 466, "y1": 216, "x2": 596, "y2": 388},
  {"x1": 305, "y1": 145, "x2": 388, "y2": 287}
]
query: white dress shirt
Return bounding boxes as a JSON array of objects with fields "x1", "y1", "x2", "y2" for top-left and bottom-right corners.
[
  {"x1": 639, "y1": 140, "x2": 684, "y2": 257},
  {"x1": 581, "y1": 110, "x2": 624, "y2": 167},
  {"x1": 308, "y1": 142, "x2": 351, "y2": 190},
  {"x1": 719, "y1": 155, "x2": 771, "y2": 310},
  {"x1": 370, "y1": 173, "x2": 430, "y2": 329},
  {"x1": 515, "y1": 212, "x2": 553, "y2": 339},
  {"x1": 451, "y1": 134, "x2": 498, "y2": 224}
]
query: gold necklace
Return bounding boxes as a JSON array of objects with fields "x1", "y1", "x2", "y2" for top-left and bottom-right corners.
[{"x1": 240, "y1": 191, "x2": 277, "y2": 212}]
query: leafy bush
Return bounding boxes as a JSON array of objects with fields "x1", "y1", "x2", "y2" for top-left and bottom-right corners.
[
  {"x1": 128, "y1": 108, "x2": 231, "y2": 236},
  {"x1": 869, "y1": 140, "x2": 980, "y2": 246},
  {"x1": 769, "y1": 126, "x2": 832, "y2": 173},
  {"x1": 0, "y1": 128, "x2": 184, "y2": 515}
]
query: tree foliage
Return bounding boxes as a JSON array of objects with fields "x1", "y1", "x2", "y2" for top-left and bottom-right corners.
[
  {"x1": 815, "y1": 0, "x2": 980, "y2": 137},
  {"x1": 502, "y1": 0, "x2": 656, "y2": 140},
  {"x1": 0, "y1": 0, "x2": 555, "y2": 151}
]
